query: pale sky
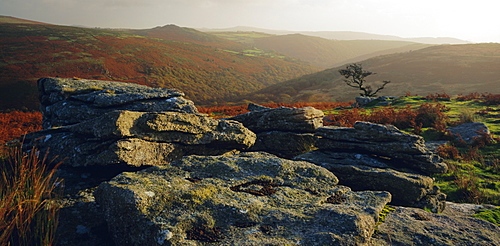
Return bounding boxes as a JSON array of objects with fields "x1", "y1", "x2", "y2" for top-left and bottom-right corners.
[{"x1": 1, "y1": 0, "x2": 499, "y2": 43}]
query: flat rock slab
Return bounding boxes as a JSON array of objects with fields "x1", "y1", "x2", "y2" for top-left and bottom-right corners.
[
  {"x1": 38, "y1": 77, "x2": 198, "y2": 128},
  {"x1": 95, "y1": 152, "x2": 391, "y2": 246},
  {"x1": 371, "y1": 206, "x2": 500, "y2": 245},
  {"x1": 24, "y1": 111, "x2": 256, "y2": 167},
  {"x1": 249, "y1": 131, "x2": 317, "y2": 158},
  {"x1": 316, "y1": 122, "x2": 448, "y2": 175},
  {"x1": 229, "y1": 106, "x2": 324, "y2": 133},
  {"x1": 296, "y1": 150, "x2": 446, "y2": 213}
]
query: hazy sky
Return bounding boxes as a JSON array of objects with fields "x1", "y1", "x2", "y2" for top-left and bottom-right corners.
[{"x1": 1, "y1": 0, "x2": 499, "y2": 43}]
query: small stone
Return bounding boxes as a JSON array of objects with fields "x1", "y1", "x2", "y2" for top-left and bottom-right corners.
[{"x1": 76, "y1": 225, "x2": 90, "y2": 234}]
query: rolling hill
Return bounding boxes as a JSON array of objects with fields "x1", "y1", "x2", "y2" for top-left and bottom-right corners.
[
  {"x1": 125, "y1": 24, "x2": 247, "y2": 51},
  {"x1": 252, "y1": 34, "x2": 433, "y2": 68},
  {"x1": 237, "y1": 43, "x2": 500, "y2": 103},
  {"x1": 199, "y1": 26, "x2": 469, "y2": 44},
  {"x1": 0, "y1": 16, "x2": 318, "y2": 110},
  {"x1": 208, "y1": 32, "x2": 433, "y2": 68}
]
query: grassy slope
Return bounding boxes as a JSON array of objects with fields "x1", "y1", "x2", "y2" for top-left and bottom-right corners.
[
  {"x1": 241, "y1": 43, "x2": 500, "y2": 104},
  {"x1": 0, "y1": 18, "x2": 319, "y2": 110},
  {"x1": 385, "y1": 96, "x2": 500, "y2": 205}
]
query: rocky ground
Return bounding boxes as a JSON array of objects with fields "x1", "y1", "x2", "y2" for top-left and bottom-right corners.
[{"x1": 22, "y1": 77, "x2": 499, "y2": 245}]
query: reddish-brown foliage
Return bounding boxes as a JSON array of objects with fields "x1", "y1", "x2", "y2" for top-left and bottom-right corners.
[
  {"x1": 325, "y1": 103, "x2": 448, "y2": 130},
  {"x1": 324, "y1": 108, "x2": 366, "y2": 127},
  {"x1": 425, "y1": 93, "x2": 451, "y2": 100},
  {"x1": 324, "y1": 103, "x2": 450, "y2": 135},
  {"x1": 453, "y1": 172, "x2": 484, "y2": 204},
  {"x1": 324, "y1": 106, "x2": 419, "y2": 129},
  {"x1": 436, "y1": 144, "x2": 461, "y2": 160},
  {"x1": 415, "y1": 103, "x2": 449, "y2": 129},
  {"x1": 457, "y1": 92, "x2": 482, "y2": 101},
  {"x1": 483, "y1": 93, "x2": 500, "y2": 105},
  {"x1": 456, "y1": 93, "x2": 500, "y2": 105},
  {"x1": 198, "y1": 105, "x2": 249, "y2": 118},
  {"x1": 0, "y1": 111, "x2": 42, "y2": 153},
  {"x1": 0, "y1": 23, "x2": 318, "y2": 110},
  {"x1": 198, "y1": 102, "x2": 352, "y2": 119}
]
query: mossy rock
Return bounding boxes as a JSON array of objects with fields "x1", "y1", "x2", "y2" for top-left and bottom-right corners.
[{"x1": 95, "y1": 152, "x2": 391, "y2": 245}]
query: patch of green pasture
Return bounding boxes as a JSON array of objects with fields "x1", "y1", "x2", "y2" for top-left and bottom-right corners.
[{"x1": 473, "y1": 207, "x2": 500, "y2": 226}]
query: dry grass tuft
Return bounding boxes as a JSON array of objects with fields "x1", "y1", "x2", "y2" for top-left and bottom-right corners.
[{"x1": 0, "y1": 146, "x2": 62, "y2": 246}]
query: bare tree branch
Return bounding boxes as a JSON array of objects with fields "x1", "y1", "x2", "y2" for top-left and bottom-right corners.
[{"x1": 338, "y1": 63, "x2": 390, "y2": 97}]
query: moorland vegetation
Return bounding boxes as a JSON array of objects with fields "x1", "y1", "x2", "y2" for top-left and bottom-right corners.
[
  {"x1": 5, "y1": 16, "x2": 499, "y2": 112},
  {"x1": 1, "y1": 16, "x2": 500, "y2": 243},
  {"x1": 0, "y1": 18, "x2": 318, "y2": 110}
]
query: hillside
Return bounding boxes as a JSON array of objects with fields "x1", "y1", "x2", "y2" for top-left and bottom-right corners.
[
  {"x1": 209, "y1": 32, "x2": 433, "y2": 68},
  {"x1": 238, "y1": 43, "x2": 500, "y2": 103},
  {"x1": 253, "y1": 34, "x2": 433, "y2": 68},
  {"x1": 0, "y1": 15, "x2": 49, "y2": 25},
  {"x1": 199, "y1": 26, "x2": 470, "y2": 44},
  {"x1": 0, "y1": 17, "x2": 318, "y2": 110},
  {"x1": 125, "y1": 24, "x2": 247, "y2": 51}
]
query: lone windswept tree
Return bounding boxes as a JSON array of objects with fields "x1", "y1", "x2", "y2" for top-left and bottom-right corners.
[{"x1": 338, "y1": 63, "x2": 390, "y2": 97}]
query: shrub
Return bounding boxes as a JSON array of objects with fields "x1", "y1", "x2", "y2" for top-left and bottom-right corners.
[
  {"x1": 453, "y1": 172, "x2": 484, "y2": 204},
  {"x1": 436, "y1": 144, "x2": 461, "y2": 160},
  {"x1": 0, "y1": 146, "x2": 62, "y2": 246},
  {"x1": 483, "y1": 93, "x2": 500, "y2": 105},
  {"x1": 425, "y1": 93, "x2": 451, "y2": 101},
  {"x1": 325, "y1": 103, "x2": 451, "y2": 133},
  {"x1": 457, "y1": 93, "x2": 481, "y2": 101},
  {"x1": 324, "y1": 108, "x2": 366, "y2": 127},
  {"x1": 415, "y1": 103, "x2": 449, "y2": 129}
]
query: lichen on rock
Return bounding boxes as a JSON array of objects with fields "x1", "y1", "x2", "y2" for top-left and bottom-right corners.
[{"x1": 95, "y1": 152, "x2": 392, "y2": 245}]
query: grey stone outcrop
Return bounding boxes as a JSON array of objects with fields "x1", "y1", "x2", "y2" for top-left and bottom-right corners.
[
  {"x1": 314, "y1": 122, "x2": 448, "y2": 175},
  {"x1": 229, "y1": 105, "x2": 324, "y2": 158},
  {"x1": 95, "y1": 152, "x2": 392, "y2": 246},
  {"x1": 296, "y1": 121, "x2": 448, "y2": 212},
  {"x1": 371, "y1": 206, "x2": 500, "y2": 245},
  {"x1": 447, "y1": 122, "x2": 491, "y2": 144},
  {"x1": 24, "y1": 110, "x2": 255, "y2": 167},
  {"x1": 229, "y1": 105, "x2": 324, "y2": 133},
  {"x1": 38, "y1": 77, "x2": 198, "y2": 129},
  {"x1": 22, "y1": 78, "x2": 500, "y2": 245},
  {"x1": 354, "y1": 96, "x2": 397, "y2": 107}
]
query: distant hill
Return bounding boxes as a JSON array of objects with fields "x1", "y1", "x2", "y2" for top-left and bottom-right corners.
[
  {"x1": 199, "y1": 26, "x2": 470, "y2": 44},
  {"x1": 0, "y1": 16, "x2": 48, "y2": 25},
  {"x1": 207, "y1": 32, "x2": 433, "y2": 69},
  {"x1": 237, "y1": 43, "x2": 500, "y2": 103},
  {"x1": 125, "y1": 25, "x2": 247, "y2": 51},
  {"x1": 252, "y1": 34, "x2": 433, "y2": 68},
  {"x1": 0, "y1": 16, "x2": 318, "y2": 110}
]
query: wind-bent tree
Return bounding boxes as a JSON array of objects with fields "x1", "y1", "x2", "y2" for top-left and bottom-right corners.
[{"x1": 338, "y1": 63, "x2": 390, "y2": 97}]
